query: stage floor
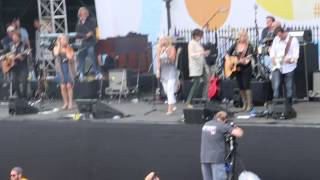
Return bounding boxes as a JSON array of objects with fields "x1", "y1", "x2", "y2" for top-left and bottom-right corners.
[
  {"x1": 1, "y1": 99, "x2": 320, "y2": 180},
  {"x1": 1, "y1": 99, "x2": 320, "y2": 127}
]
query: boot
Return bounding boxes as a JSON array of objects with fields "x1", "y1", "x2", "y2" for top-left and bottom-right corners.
[
  {"x1": 245, "y1": 90, "x2": 253, "y2": 112},
  {"x1": 239, "y1": 90, "x2": 247, "y2": 111},
  {"x1": 285, "y1": 97, "x2": 293, "y2": 112}
]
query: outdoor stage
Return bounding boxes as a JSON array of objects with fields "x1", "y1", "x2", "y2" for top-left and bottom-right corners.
[{"x1": 0, "y1": 99, "x2": 320, "y2": 180}]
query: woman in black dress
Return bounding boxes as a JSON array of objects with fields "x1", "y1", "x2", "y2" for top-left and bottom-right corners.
[{"x1": 225, "y1": 30, "x2": 254, "y2": 112}]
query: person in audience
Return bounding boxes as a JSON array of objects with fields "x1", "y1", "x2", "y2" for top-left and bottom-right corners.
[
  {"x1": 53, "y1": 34, "x2": 76, "y2": 110},
  {"x1": 145, "y1": 171, "x2": 160, "y2": 180},
  {"x1": 201, "y1": 111, "x2": 243, "y2": 180},
  {"x1": 10, "y1": 166, "x2": 28, "y2": 180},
  {"x1": 156, "y1": 36, "x2": 178, "y2": 115}
]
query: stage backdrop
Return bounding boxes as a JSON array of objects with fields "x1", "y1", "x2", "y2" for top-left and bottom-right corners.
[
  {"x1": 94, "y1": 0, "x2": 320, "y2": 71},
  {"x1": 95, "y1": 0, "x2": 320, "y2": 41}
]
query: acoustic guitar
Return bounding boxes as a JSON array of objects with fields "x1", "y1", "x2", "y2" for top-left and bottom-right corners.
[
  {"x1": 224, "y1": 55, "x2": 252, "y2": 78},
  {"x1": 0, "y1": 49, "x2": 31, "y2": 74}
]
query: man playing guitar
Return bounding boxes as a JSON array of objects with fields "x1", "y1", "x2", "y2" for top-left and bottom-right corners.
[
  {"x1": 75, "y1": 7, "x2": 102, "y2": 81},
  {"x1": 6, "y1": 31, "x2": 30, "y2": 99},
  {"x1": 270, "y1": 27, "x2": 299, "y2": 107}
]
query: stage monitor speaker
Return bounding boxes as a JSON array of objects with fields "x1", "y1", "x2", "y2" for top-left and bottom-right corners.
[
  {"x1": 92, "y1": 101, "x2": 124, "y2": 119},
  {"x1": 76, "y1": 99, "x2": 124, "y2": 119},
  {"x1": 204, "y1": 102, "x2": 225, "y2": 120},
  {"x1": 184, "y1": 102, "x2": 224, "y2": 124},
  {"x1": 183, "y1": 107, "x2": 205, "y2": 124},
  {"x1": 271, "y1": 98, "x2": 296, "y2": 120},
  {"x1": 9, "y1": 98, "x2": 39, "y2": 115}
]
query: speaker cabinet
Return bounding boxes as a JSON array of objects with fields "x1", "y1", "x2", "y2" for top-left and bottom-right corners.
[
  {"x1": 271, "y1": 98, "x2": 296, "y2": 119},
  {"x1": 76, "y1": 99, "x2": 124, "y2": 119},
  {"x1": 183, "y1": 102, "x2": 224, "y2": 124},
  {"x1": 9, "y1": 98, "x2": 39, "y2": 115},
  {"x1": 295, "y1": 43, "x2": 319, "y2": 98},
  {"x1": 183, "y1": 107, "x2": 205, "y2": 124},
  {"x1": 92, "y1": 101, "x2": 124, "y2": 119},
  {"x1": 312, "y1": 72, "x2": 320, "y2": 95}
]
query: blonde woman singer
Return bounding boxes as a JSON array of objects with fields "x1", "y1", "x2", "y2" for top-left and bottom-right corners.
[
  {"x1": 53, "y1": 35, "x2": 76, "y2": 110},
  {"x1": 156, "y1": 36, "x2": 177, "y2": 115},
  {"x1": 225, "y1": 30, "x2": 254, "y2": 112}
]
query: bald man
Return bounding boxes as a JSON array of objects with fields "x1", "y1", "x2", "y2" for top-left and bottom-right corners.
[
  {"x1": 145, "y1": 172, "x2": 160, "y2": 180},
  {"x1": 200, "y1": 111, "x2": 243, "y2": 180},
  {"x1": 10, "y1": 167, "x2": 28, "y2": 180}
]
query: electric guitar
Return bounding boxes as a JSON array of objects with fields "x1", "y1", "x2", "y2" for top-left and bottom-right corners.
[
  {"x1": 272, "y1": 36, "x2": 294, "y2": 72},
  {"x1": 272, "y1": 55, "x2": 297, "y2": 72},
  {"x1": 272, "y1": 55, "x2": 285, "y2": 71},
  {"x1": 0, "y1": 49, "x2": 31, "y2": 74},
  {"x1": 224, "y1": 54, "x2": 252, "y2": 78}
]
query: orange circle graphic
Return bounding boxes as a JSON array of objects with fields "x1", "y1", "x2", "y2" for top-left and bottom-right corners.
[{"x1": 185, "y1": 0, "x2": 231, "y2": 29}]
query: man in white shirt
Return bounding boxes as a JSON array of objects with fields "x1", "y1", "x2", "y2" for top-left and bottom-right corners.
[{"x1": 269, "y1": 27, "x2": 299, "y2": 106}]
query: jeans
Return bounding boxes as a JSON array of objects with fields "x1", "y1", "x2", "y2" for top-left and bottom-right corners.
[
  {"x1": 272, "y1": 70, "x2": 294, "y2": 98},
  {"x1": 11, "y1": 67, "x2": 28, "y2": 99},
  {"x1": 186, "y1": 76, "x2": 201, "y2": 104},
  {"x1": 201, "y1": 163, "x2": 227, "y2": 180},
  {"x1": 77, "y1": 45, "x2": 100, "y2": 75}
]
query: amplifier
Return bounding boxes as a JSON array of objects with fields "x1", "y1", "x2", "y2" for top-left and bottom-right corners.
[
  {"x1": 106, "y1": 69, "x2": 137, "y2": 95},
  {"x1": 312, "y1": 72, "x2": 320, "y2": 97}
]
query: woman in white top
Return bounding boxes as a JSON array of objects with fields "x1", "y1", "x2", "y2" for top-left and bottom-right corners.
[{"x1": 156, "y1": 36, "x2": 177, "y2": 115}]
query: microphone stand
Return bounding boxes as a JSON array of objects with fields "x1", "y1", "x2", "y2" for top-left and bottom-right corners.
[
  {"x1": 144, "y1": 49, "x2": 160, "y2": 115},
  {"x1": 253, "y1": 4, "x2": 268, "y2": 81}
]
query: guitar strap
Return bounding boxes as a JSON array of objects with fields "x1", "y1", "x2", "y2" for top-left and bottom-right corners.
[{"x1": 284, "y1": 36, "x2": 293, "y2": 56}]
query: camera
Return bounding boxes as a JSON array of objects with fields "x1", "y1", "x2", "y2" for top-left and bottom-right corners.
[{"x1": 224, "y1": 121, "x2": 237, "y2": 143}]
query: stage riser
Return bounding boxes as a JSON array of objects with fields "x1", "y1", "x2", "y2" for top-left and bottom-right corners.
[
  {"x1": 0, "y1": 122, "x2": 318, "y2": 180},
  {"x1": 0, "y1": 74, "x2": 155, "y2": 100},
  {"x1": 219, "y1": 80, "x2": 273, "y2": 104}
]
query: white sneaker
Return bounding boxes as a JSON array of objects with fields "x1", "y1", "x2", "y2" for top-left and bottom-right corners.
[
  {"x1": 173, "y1": 106, "x2": 177, "y2": 112},
  {"x1": 95, "y1": 73, "x2": 103, "y2": 80},
  {"x1": 79, "y1": 73, "x2": 84, "y2": 82}
]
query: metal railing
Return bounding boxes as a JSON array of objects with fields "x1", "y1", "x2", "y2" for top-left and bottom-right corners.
[{"x1": 174, "y1": 25, "x2": 320, "y2": 56}]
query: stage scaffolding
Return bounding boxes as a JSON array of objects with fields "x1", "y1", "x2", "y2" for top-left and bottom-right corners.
[
  {"x1": 37, "y1": 0, "x2": 68, "y2": 33},
  {"x1": 36, "y1": 0, "x2": 69, "y2": 76}
]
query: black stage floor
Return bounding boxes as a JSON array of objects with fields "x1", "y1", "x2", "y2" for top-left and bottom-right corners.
[{"x1": 0, "y1": 100, "x2": 320, "y2": 180}]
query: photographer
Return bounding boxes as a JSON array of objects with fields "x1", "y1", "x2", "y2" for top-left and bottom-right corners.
[{"x1": 200, "y1": 111, "x2": 243, "y2": 180}]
